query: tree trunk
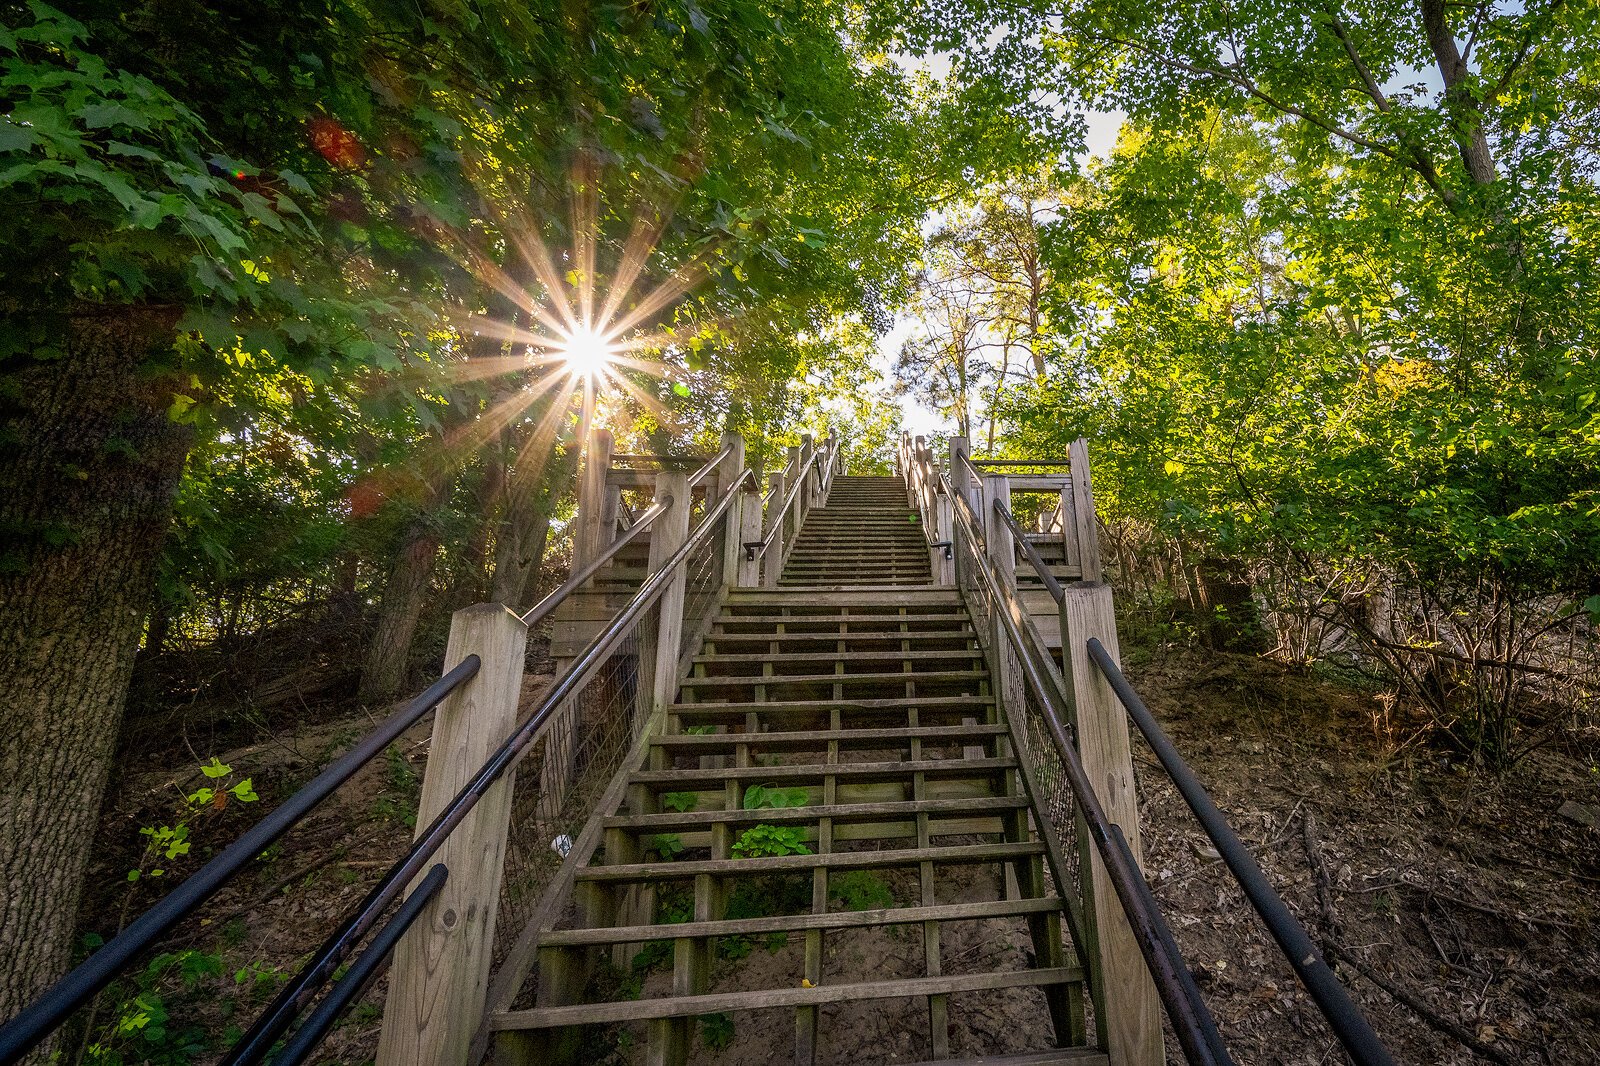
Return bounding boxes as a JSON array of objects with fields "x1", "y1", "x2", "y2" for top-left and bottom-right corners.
[
  {"x1": 358, "y1": 473, "x2": 452, "y2": 704},
  {"x1": 0, "y1": 306, "x2": 187, "y2": 1027},
  {"x1": 490, "y1": 434, "x2": 578, "y2": 609},
  {"x1": 1417, "y1": 0, "x2": 1498, "y2": 186}
]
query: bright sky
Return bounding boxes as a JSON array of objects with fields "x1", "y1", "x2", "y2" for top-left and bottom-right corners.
[{"x1": 877, "y1": 108, "x2": 1128, "y2": 438}]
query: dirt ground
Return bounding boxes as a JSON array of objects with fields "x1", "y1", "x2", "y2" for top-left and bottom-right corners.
[
  {"x1": 69, "y1": 632, "x2": 1599, "y2": 1065},
  {"x1": 1127, "y1": 641, "x2": 1600, "y2": 1065}
]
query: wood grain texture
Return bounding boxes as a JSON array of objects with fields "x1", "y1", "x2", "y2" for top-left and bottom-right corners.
[
  {"x1": 376, "y1": 603, "x2": 527, "y2": 1066},
  {"x1": 1059, "y1": 584, "x2": 1163, "y2": 1065}
]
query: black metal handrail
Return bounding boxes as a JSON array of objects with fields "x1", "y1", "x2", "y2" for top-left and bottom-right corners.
[
  {"x1": 271, "y1": 863, "x2": 448, "y2": 1066},
  {"x1": 991, "y1": 498, "x2": 1066, "y2": 604},
  {"x1": 931, "y1": 438, "x2": 1396, "y2": 1065},
  {"x1": 521, "y1": 496, "x2": 672, "y2": 625},
  {"x1": 0, "y1": 660, "x2": 481, "y2": 1065},
  {"x1": 220, "y1": 467, "x2": 750, "y2": 1064},
  {"x1": 1086, "y1": 640, "x2": 1396, "y2": 1066},
  {"x1": 948, "y1": 488, "x2": 1233, "y2": 1066}
]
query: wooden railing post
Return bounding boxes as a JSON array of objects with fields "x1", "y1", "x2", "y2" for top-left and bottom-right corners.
[
  {"x1": 934, "y1": 491, "x2": 953, "y2": 586},
  {"x1": 1068, "y1": 437, "x2": 1103, "y2": 583},
  {"x1": 1060, "y1": 583, "x2": 1163, "y2": 1064},
  {"x1": 573, "y1": 428, "x2": 615, "y2": 570},
  {"x1": 762, "y1": 470, "x2": 786, "y2": 588},
  {"x1": 377, "y1": 604, "x2": 527, "y2": 1066},
  {"x1": 647, "y1": 469, "x2": 691, "y2": 716},
  {"x1": 949, "y1": 436, "x2": 978, "y2": 515},
  {"x1": 736, "y1": 477, "x2": 764, "y2": 588},
  {"x1": 798, "y1": 433, "x2": 815, "y2": 519},
  {"x1": 718, "y1": 431, "x2": 746, "y2": 585}
]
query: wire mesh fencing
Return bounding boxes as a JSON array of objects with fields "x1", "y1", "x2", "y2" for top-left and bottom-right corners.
[
  {"x1": 490, "y1": 599, "x2": 659, "y2": 974},
  {"x1": 679, "y1": 502, "x2": 728, "y2": 667},
  {"x1": 953, "y1": 493, "x2": 1088, "y2": 954}
]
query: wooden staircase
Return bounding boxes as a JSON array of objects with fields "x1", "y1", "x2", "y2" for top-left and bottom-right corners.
[
  {"x1": 780, "y1": 475, "x2": 933, "y2": 586},
  {"x1": 494, "y1": 478, "x2": 1101, "y2": 1065}
]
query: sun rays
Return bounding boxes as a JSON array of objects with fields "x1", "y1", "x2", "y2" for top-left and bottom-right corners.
[{"x1": 431, "y1": 159, "x2": 729, "y2": 482}]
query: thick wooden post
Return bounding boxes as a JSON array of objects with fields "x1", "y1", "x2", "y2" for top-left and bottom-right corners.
[
  {"x1": 573, "y1": 428, "x2": 615, "y2": 570},
  {"x1": 762, "y1": 470, "x2": 786, "y2": 589},
  {"x1": 718, "y1": 432, "x2": 746, "y2": 584},
  {"x1": 1060, "y1": 583, "x2": 1162, "y2": 1065},
  {"x1": 736, "y1": 478, "x2": 764, "y2": 588},
  {"x1": 1068, "y1": 437, "x2": 1103, "y2": 583},
  {"x1": 647, "y1": 470, "x2": 692, "y2": 716},
  {"x1": 934, "y1": 491, "x2": 953, "y2": 586},
  {"x1": 799, "y1": 433, "x2": 815, "y2": 518},
  {"x1": 949, "y1": 436, "x2": 978, "y2": 514},
  {"x1": 377, "y1": 604, "x2": 527, "y2": 1066}
]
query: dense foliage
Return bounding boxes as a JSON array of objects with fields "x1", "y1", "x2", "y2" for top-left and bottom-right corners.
[{"x1": 901, "y1": 1, "x2": 1600, "y2": 764}]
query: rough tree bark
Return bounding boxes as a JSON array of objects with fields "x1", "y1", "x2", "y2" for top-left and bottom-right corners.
[
  {"x1": 358, "y1": 471, "x2": 453, "y2": 704},
  {"x1": 489, "y1": 425, "x2": 580, "y2": 609},
  {"x1": 0, "y1": 306, "x2": 188, "y2": 1023},
  {"x1": 1417, "y1": 0, "x2": 1499, "y2": 186}
]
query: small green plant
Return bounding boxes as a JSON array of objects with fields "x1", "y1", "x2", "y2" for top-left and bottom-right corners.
[
  {"x1": 373, "y1": 744, "x2": 421, "y2": 827},
  {"x1": 829, "y1": 871, "x2": 895, "y2": 911},
  {"x1": 716, "y1": 876, "x2": 810, "y2": 958},
  {"x1": 128, "y1": 759, "x2": 259, "y2": 884},
  {"x1": 656, "y1": 884, "x2": 694, "y2": 924},
  {"x1": 80, "y1": 949, "x2": 222, "y2": 1065},
  {"x1": 684, "y1": 725, "x2": 717, "y2": 735},
  {"x1": 661, "y1": 791, "x2": 698, "y2": 813},
  {"x1": 732, "y1": 824, "x2": 809, "y2": 858},
  {"x1": 233, "y1": 961, "x2": 285, "y2": 1003},
  {"x1": 743, "y1": 784, "x2": 807, "y2": 810},
  {"x1": 700, "y1": 1012, "x2": 735, "y2": 1049},
  {"x1": 384, "y1": 743, "x2": 420, "y2": 795},
  {"x1": 649, "y1": 833, "x2": 685, "y2": 860}
]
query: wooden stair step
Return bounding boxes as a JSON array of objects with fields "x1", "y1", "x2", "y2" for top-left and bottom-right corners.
[
  {"x1": 706, "y1": 631, "x2": 975, "y2": 645},
  {"x1": 489, "y1": 967, "x2": 1084, "y2": 1031},
  {"x1": 713, "y1": 613, "x2": 969, "y2": 626},
  {"x1": 650, "y1": 723, "x2": 1007, "y2": 752},
  {"x1": 673, "y1": 695, "x2": 995, "y2": 714},
  {"x1": 630, "y1": 756, "x2": 1014, "y2": 786},
  {"x1": 605, "y1": 794, "x2": 1028, "y2": 832},
  {"x1": 902, "y1": 1050, "x2": 1109, "y2": 1066},
  {"x1": 692, "y1": 649, "x2": 978, "y2": 665},
  {"x1": 538, "y1": 896, "x2": 1064, "y2": 947},
  {"x1": 680, "y1": 669, "x2": 987, "y2": 687},
  {"x1": 575, "y1": 840, "x2": 1046, "y2": 882}
]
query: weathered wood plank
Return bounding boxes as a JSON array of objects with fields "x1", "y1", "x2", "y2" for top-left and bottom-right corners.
[
  {"x1": 377, "y1": 604, "x2": 526, "y2": 1066},
  {"x1": 489, "y1": 967, "x2": 1084, "y2": 1030},
  {"x1": 576, "y1": 840, "x2": 1046, "y2": 882}
]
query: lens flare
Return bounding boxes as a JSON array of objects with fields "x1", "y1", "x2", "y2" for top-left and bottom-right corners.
[{"x1": 557, "y1": 324, "x2": 617, "y2": 380}]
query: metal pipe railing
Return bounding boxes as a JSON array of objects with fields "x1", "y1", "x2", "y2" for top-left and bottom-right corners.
[
  {"x1": 220, "y1": 468, "x2": 751, "y2": 1064},
  {"x1": 991, "y1": 499, "x2": 1066, "y2": 604},
  {"x1": 0, "y1": 660, "x2": 481, "y2": 1065},
  {"x1": 271, "y1": 863, "x2": 449, "y2": 1066},
  {"x1": 946, "y1": 488, "x2": 1233, "y2": 1066},
  {"x1": 929, "y1": 436, "x2": 1394, "y2": 1065},
  {"x1": 522, "y1": 497, "x2": 672, "y2": 625},
  {"x1": 1087, "y1": 640, "x2": 1396, "y2": 1066}
]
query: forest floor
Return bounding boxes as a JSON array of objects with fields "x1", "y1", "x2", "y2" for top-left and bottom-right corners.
[{"x1": 70, "y1": 622, "x2": 1599, "y2": 1065}]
